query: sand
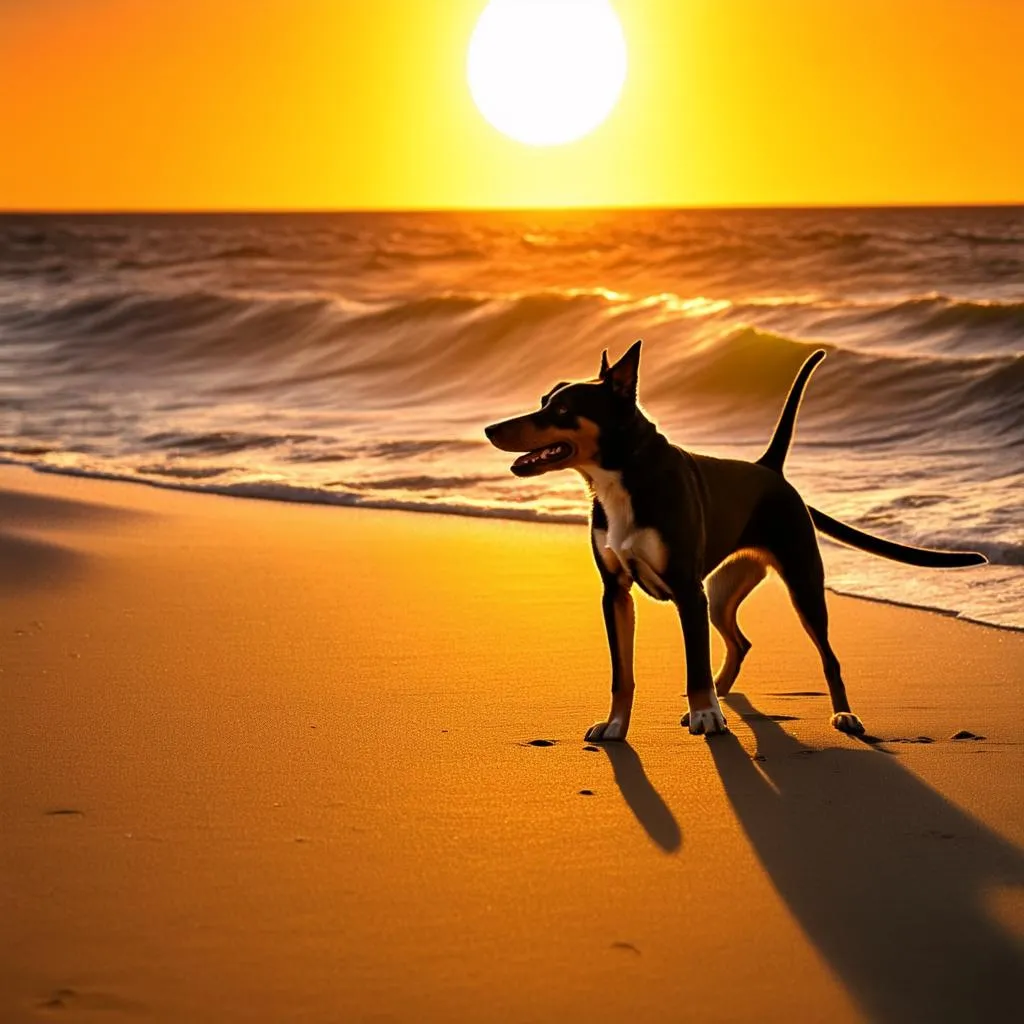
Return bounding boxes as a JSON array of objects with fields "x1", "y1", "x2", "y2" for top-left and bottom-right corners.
[{"x1": 1, "y1": 464, "x2": 1022, "y2": 1023}]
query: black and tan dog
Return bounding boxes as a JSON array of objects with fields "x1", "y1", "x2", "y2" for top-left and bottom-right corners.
[{"x1": 485, "y1": 342, "x2": 985, "y2": 741}]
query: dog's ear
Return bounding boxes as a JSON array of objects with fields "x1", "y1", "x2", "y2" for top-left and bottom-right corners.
[
  {"x1": 598, "y1": 349, "x2": 610, "y2": 378},
  {"x1": 605, "y1": 340, "x2": 642, "y2": 403}
]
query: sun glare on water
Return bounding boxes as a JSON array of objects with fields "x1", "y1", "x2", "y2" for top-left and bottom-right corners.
[{"x1": 467, "y1": 0, "x2": 628, "y2": 147}]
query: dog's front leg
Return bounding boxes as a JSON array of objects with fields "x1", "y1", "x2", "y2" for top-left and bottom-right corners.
[
  {"x1": 584, "y1": 579, "x2": 635, "y2": 742},
  {"x1": 674, "y1": 579, "x2": 728, "y2": 736}
]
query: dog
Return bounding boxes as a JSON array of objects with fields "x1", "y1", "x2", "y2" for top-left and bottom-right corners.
[{"x1": 484, "y1": 342, "x2": 986, "y2": 741}]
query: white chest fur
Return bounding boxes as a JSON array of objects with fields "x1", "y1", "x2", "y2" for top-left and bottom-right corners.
[{"x1": 585, "y1": 466, "x2": 671, "y2": 598}]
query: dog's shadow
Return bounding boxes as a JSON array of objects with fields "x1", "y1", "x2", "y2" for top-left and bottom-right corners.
[
  {"x1": 601, "y1": 742, "x2": 681, "y2": 853},
  {"x1": 710, "y1": 693, "x2": 1024, "y2": 1023}
]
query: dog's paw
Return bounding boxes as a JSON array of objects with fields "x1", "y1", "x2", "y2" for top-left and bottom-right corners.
[
  {"x1": 831, "y1": 712, "x2": 865, "y2": 736},
  {"x1": 585, "y1": 720, "x2": 627, "y2": 742},
  {"x1": 684, "y1": 707, "x2": 729, "y2": 736}
]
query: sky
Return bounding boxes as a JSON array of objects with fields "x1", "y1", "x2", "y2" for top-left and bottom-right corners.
[{"x1": 1, "y1": 0, "x2": 1022, "y2": 210}]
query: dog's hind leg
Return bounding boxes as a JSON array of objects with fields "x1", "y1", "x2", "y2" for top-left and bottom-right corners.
[
  {"x1": 707, "y1": 553, "x2": 768, "y2": 696},
  {"x1": 771, "y1": 532, "x2": 865, "y2": 736}
]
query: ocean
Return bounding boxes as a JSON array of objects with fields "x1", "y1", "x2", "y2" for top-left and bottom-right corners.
[{"x1": 0, "y1": 207, "x2": 1021, "y2": 628}]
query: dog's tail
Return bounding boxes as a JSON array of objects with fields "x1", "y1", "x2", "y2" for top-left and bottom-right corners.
[
  {"x1": 758, "y1": 349, "x2": 985, "y2": 568},
  {"x1": 757, "y1": 349, "x2": 826, "y2": 475},
  {"x1": 808, "y1": 506, "x2": 987, "y2": 568}
]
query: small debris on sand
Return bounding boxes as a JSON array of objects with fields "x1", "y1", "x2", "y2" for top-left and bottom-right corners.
[{"x1": 951, "y1": 730, "x2": 985, "y2": 741}]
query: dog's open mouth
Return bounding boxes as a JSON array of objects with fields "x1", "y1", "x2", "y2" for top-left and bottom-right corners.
[{"x1": 511, "y1": 441, "x2": 575, "y2": 476}]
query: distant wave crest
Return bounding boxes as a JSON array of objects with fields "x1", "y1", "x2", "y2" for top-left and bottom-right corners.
[{"x1": 2, "y1": 283, "x2": 1021, "y2": 442}]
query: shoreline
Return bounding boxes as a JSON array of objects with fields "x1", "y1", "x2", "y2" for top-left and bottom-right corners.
[{"x1": 3, "y1": 457, "x2": 1019, "y2": 635}]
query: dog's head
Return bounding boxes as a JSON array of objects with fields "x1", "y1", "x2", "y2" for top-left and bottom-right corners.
[{"x1": 484, "y1": 341, "x2": 642, "y2": 477}]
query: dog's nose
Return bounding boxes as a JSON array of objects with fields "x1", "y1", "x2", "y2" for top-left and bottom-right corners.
[{"x1": 484, "y1": 423, "x2": 499, "y2": 441}]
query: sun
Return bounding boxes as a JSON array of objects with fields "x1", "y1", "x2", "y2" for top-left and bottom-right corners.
[{"x1": 467, "y1": 0, "x2": 628, "y2": 147}]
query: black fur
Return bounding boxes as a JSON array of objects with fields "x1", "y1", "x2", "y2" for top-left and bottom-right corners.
[
  {"x1": 758, "y1": 348, "x2": 826, "y2": 473},
  {"x1": 485, "y1": 343, "x2": 986, "y2": 741}
]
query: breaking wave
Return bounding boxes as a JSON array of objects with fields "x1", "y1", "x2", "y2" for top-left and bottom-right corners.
[{"x1": 2, "y1": 283, "x2": 1020, "y2": 443}]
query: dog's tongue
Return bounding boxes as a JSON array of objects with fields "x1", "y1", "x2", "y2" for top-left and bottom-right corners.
[{"x1": 511, "y1": 442, "x2": 572, "y2": 474}]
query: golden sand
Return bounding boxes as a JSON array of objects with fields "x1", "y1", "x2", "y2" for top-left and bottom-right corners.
[{"x1": 2, "y1": 466, "x2": 1021, "y2": 1022}]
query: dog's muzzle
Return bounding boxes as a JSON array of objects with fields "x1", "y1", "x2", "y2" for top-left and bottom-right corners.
[
  {"x1": 484, "y1": 420, "x2": 576, "y2": 477},
  {"x1": 508, "y1": 441, "x2": 575, "y2": 477}
]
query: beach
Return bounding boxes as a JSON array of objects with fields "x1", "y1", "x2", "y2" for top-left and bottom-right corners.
[
  {"x1": 2, "y1": 208, "x2": 1022, "y2": 630},
  {"x1": 2, "y1": 462, "x2": 1022, "y2": 1023}
]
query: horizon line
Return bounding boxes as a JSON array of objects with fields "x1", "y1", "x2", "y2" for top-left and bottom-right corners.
[{"x1": 2, "y1": 201, "x2": 1023, "y2": 216}]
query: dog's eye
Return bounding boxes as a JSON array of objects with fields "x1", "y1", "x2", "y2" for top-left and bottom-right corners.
[{"x1": 554, "y1": 404, "x2": 570, "y2": 418}]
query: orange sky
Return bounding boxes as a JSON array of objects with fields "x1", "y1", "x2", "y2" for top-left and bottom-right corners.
[{"x1": 1, "y1": 0, "x2": 1021, "y2": 210}]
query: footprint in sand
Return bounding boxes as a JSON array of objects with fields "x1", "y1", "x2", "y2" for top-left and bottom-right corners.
[
  {"x1": 524, "y1": 739, "x2": 556, "y2": 747},
  {"x1": 39, "y1": 988, "x2": 77, "y2": 1010},
  {"x1": 38, "y1": 988, "x2": 144, "y2": 1013},
  {"x1": 610, "y1": 941, "x2": 642, "y2": 955}
]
